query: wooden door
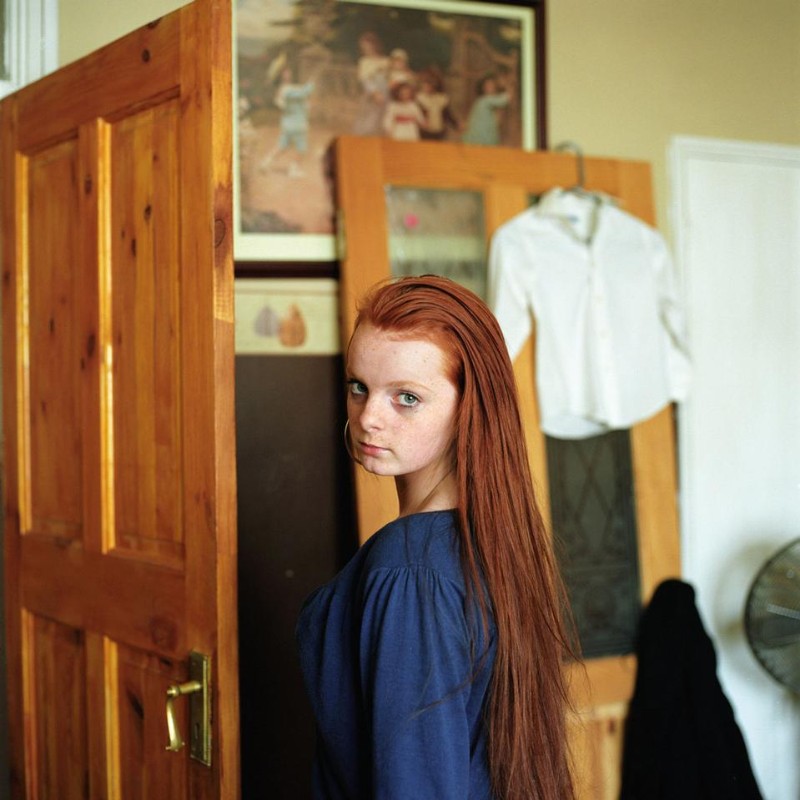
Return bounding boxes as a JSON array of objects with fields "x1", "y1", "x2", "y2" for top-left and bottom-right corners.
[
  {"x1": 0, "y1": 2, "x2": 239, "y2": 797},
  {"x1": 334, "y1": 135, "x2": 681, "y2": 799}
]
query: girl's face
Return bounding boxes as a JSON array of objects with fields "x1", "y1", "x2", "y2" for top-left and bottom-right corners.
[
  {"x1": 482, "y1": 78, "x2": 497, "y2": 94},
  {"x1": 346, "y1": 324, "x2": 459, "y2": 496}
]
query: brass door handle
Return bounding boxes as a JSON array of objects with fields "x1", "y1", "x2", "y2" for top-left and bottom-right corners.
[
  {"x1": 165, "y1": 680, "x2": 202, "y2": 752},
  {"x1": 164, "y1": 651, "x2": 212, "y2": 765}
]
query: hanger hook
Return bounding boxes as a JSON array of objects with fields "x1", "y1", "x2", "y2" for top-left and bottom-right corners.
[{"x1": 554, "y1": 140, "x2": 586, "y2": 188}]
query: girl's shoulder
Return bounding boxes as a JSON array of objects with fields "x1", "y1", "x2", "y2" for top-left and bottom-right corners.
[
  {"x1": 363, "y1": 510, "x2": 462, "y2": 582},
  {"x1": 300, "y1": 510, "x2": 462, "y2": 616}
]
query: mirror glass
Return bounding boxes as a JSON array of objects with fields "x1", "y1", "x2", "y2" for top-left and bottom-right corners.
[
  {"x1": 546, "y1": 430, "x2": 642, "y2": 658},
  {"x1": 385, "y1": 186, "x2": 487, "y2": 299}
]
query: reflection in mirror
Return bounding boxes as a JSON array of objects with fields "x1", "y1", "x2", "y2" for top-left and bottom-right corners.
[{"x1": 385, "y1": 186, "x2": 487, "y2": 299}]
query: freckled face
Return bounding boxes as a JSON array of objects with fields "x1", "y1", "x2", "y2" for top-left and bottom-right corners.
[{"x1": 346, "y1": 324, "x2": 459, "y2": 491}]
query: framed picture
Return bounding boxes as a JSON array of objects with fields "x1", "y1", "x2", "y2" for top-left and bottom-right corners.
[
  {"x1": 235, "y1": 278, "x2": 341, "y2": 355},
  {"x1": 234, "y1": 0, "x2": 544, "y2": 264}
]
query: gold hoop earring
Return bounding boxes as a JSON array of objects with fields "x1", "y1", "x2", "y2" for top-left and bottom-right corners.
[{"x1": 343, "y1": 419, "x2": 358, "y2": 462}]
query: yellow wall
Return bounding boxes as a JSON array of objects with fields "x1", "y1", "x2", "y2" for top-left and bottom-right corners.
[
  {"x1": 59, "y1": 0, "x2": 800, "y2": 228},
  {"x1": 58, "y1": 0, "x2": 186, "y2": 66},
  {"x1": 547, "y1": 0, "x2": 800, "y2": 226}
]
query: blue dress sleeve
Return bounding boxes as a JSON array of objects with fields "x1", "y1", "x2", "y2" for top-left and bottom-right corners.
[{"x1": 359, "y1": 565, "x2": 474, "y2": 799}]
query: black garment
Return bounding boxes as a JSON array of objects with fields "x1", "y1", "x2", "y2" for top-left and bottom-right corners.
[{"x1": 620, "y1": 579, "x2": 762, "y2": 799}]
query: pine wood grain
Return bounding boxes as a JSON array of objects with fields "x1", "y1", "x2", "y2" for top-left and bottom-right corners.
[{"x1": 1, "y1": 2, "x2": 238, "y2": 797}]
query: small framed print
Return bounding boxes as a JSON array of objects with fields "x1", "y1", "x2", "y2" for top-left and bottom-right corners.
[
  {"x1": 235, "y1": 278, "x2": 341, "y2": 355},
  {"x1": 234, "y1": 0, "x2": 543, "y2": 264}
]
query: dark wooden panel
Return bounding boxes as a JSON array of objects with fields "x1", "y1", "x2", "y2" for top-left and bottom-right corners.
[{"x1": 235, "y1": 354, "x2": 356, "y2": 799}]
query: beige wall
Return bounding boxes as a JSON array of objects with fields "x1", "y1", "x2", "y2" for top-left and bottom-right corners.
[
  {"x1": 547, "y1": 0, "x2": 800, "y2": 227},
  {"x1": 58, "y1": 0, "x2": 186, "y2": 66},
  {"x1": 59, "y1": 0, "x2": 800, "y2": 228}
]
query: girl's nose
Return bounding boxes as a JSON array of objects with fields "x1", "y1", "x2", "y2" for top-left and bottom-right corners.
[{"x1": 357, "y1": 396, "x2": 385, "y2": 432}]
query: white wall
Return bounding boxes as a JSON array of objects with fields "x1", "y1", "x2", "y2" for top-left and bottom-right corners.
[{"x1": 672, "y1": 136, "x2": 800, "y2": 800}]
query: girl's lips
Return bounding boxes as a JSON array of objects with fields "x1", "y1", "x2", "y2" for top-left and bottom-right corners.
[{"x1": 359, "y1": 442, "x2": 387, "y2": 457}]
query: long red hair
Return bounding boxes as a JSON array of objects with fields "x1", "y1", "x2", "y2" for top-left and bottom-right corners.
[{"x1": 352, "y1": 275, "x2": 575, "y2": 799}]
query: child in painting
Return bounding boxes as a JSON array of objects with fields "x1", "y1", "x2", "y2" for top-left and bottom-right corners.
[
  {"x1": 383, "y1": 81, "x2": 426, "y2": 141},
  {"x1": 353, "y1": 31, "x2": 390, "y2": 136},
  {"x1": 260, "y1": 65, "x2": 314, "y2": 178},
  {"x1": 416, "y1": 67, "x2": 460, "y2": 141},
  {"x1": 388, "y1": 47, "x2": 416, "y2": 90},
  {"x1": 462, "y1": 73, "x2": 510, "y2": 147}
]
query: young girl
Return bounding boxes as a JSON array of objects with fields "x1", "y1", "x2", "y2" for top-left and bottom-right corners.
[
  {"x1": 387, "y1": 47, "x2": 415, "y2": 90},
  {"x1": 416, "y1": 67, "x2": 460, "y2": 141},
  {"x1": 296, "y1": 276, "x2": 576, "y2": 798},
  {"x1": 462, "y1": 73, "x2": 510, "y2": 147},
  {"x1": 259, "y1": 65, "x2": 314, "y2": 178},
  {"x1": 383, "y1": 80, "x2": 426, "y2": 141},
  {"x1": 352, "y1": 31, "x2": 390, "y2": 136}
]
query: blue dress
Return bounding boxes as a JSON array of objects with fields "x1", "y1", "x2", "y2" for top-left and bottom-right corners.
[
  {"x1": 296, "y1": 510, "x2": 497, "y2": 799},
  {"x1": 462, "y1": 93, "x2": 509, "y2": 146}
]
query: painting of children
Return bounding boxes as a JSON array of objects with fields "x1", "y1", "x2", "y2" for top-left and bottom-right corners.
[{"x1": 235, "y1": 0, "x2": 536, "y2": 258}]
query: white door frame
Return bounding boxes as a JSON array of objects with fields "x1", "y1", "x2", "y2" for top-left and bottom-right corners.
[
  {"x1": 670, "y1": 134, "x2": 800, "y2": 800},
  {"x1": 0, "y1": 0, "x2": 58, "y2": 98}
]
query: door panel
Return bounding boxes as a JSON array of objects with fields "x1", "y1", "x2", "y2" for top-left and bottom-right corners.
[
  {"x1": 334, "y1": 135, "x2": 681, "y2": 799},
  {"x1": 27, "y1": 139, "x2": 84, "y2": 541},
  {"x1": 28, "y1": 615, "x2": 89, "y2": 799},
  {"x1": 2, "y1": 3, "x2": 237, "y2": 798},
  {"x1": 115, "y1": 644, "x2": 189, "y2": 798},
  {"x1": 110, "y1": 100, "x2": 183, "y2": 564}
]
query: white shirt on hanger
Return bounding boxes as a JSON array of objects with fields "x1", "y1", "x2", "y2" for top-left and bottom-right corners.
[{"x1": 488, "y1": 187, "x2": 691, "y2": 439}]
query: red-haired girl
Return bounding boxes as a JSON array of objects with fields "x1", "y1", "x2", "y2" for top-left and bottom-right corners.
[{"x1": 297, "y1": 275, "x2": 576, "y2": 799}]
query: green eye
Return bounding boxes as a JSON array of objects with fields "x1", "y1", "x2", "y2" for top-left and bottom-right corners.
[
  {"x1": 347, "y1": 380, "x2": 367, "y2": 396},
  {"x1": 397, "y1": 392, "x2": 419, "y2": 407}
]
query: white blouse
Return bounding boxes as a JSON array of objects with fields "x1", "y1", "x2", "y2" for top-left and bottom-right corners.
[{"x1": 488, "y1": 188, "x2": 691, "y2": 439}]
